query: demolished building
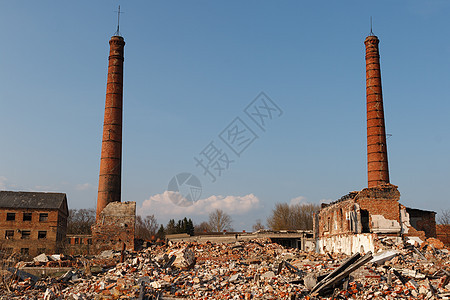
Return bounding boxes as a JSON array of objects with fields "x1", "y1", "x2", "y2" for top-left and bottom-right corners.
[{"x1": 314, "y1": 33, "x2": 436, "y2": 255}]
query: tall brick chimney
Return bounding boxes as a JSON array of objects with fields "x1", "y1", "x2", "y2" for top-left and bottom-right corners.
[
  {"x1": 365, "y1": 34, "x2": 389, "y2": 188},
  {"x1": 96, "y1": 35, "x2": 125, "y2": 220}
]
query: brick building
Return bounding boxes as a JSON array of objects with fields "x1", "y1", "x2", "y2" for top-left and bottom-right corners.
[
  {"x1": 0, "y1": 191, "x2": 68, "y2": 257},
  {"x1": 66, "y1": 234, "x2": 93, "y2": 255}
]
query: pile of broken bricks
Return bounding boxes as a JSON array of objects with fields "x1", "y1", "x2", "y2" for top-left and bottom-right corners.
[{"x1": 0, "y1": 237, "x2": 448, "y2": 299}]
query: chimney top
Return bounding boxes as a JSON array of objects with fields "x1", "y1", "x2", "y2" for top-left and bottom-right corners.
[{"x1": 364, "y1": 35, "x2": 379, "y2": 45}]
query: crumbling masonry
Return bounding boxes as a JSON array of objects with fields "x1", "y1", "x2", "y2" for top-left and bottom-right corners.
[{"x1": 314, "y1": 34, "x2": 436, "y2": 255}]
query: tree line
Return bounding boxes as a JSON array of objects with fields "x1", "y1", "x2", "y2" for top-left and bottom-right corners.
[
  {"x1": 66, "y1": 204, "x2": 321, "y2": 238},
  {"x1": 67, "y1": 204, "x2": 450, "y2": 236}
]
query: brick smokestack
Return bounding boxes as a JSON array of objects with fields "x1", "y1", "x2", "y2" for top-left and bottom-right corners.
[
  {"x1": 96, "y1": 35, "x2": 125, "y2": 220},
  {"x1": 365, "y1": 34, "x2": 389, "y2": 188}
]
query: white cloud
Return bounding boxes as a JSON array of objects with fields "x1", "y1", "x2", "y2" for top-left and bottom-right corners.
[
  {"x1": 0, "y1": 176, "x2": 22, "y2": 191},
  {"x1": 289, "y1": 196, "x2": 307, "y2": 206},
  {"x1": 0, "y1": 176, "x2": 8, "y2": 189},
  {"x1": 32, "y1": 185, "x2": 59, "y2": 192},
  {"x1": 139, "y1": 192, "x2": 260, "y2": 218},
  {"x1": 76, "y1": 183, "x2": 94, "y2": 191}
]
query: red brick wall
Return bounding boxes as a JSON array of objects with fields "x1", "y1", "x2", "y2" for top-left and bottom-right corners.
[
  {"x1": 356, "y1": 184, "x2": 401, "y2": 230},
  {"x1": 436, "y1": 224, "x2": 450, "y2": 246},
  {"x1": 358, "y1": 199, "x2": 400, "y2": 224},
  {"x1": 317, "y1": 199, "x2": 359, "y2": 237},
  {"x1": 0, "y1": 208, "x2": 64, "y2": 256},
  {"x1": 405, "y1": 208, "x2": 436, "y2": 238}
]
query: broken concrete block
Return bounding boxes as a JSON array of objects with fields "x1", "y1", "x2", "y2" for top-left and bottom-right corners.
[
  {"x1": 50, "y1": 254, "x2": 61, "y2": 261},
  {"x1": 99, "y1": 250, "x2": 114, "y2": 258},
  {"x1": 229, "y1": 274, "x2": 240, "y2": 282},
  {"x1": 168, "y1": 247, "x2": 196, "y2": 269},
  {"x1": 261, "y1": 271, "x2": 276, "y2": 279},
  {"x1": 33, "y1": 253, "x2": 49, "y2": 263},
  {"x1": 304, "y1": 273, "x2": 318, "y2": 290},
  {"x1": 370, "y1": 250, "x2": 398, "y2": 266},
  {"x1": 406, "y1": 236, "x2": 423, "y2": 246}
]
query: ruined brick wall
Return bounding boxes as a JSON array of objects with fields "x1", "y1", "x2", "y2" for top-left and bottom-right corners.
[
  {"x1": 356, "y1": 184, "x2": 401, "y2": 234},
  {"x1": 317, "y1": 185, "x2": 402, "y2": 240},
  {"x1": 436, "y1": 225, "x2": 450, "y2": 246},
  {"x1": 405, "y1": 208, "x2": 436, "y2": 238},
  {"x1": 92, "y1": 201, "x2": 135, "y2": 253},
  {"x1": 317, "y1": 198, "x2": 360, "y2": 238},
  {"x1": 0, "y1": 209, "x2": 65, "y2": 256},
  {"x1": 399, "y1": 205, "x2": 436, "y2": 240}
]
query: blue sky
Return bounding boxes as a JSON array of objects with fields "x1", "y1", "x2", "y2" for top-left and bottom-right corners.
[{"x1": 1, "y1": 1, "x2": 449, "y2": 230}]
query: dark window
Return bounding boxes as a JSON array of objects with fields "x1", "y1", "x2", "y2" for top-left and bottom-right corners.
[
  {"x1": 20, "y1": 248, "x2": 29, "y2": 255},
  {"x1": 21, "y1": 230, "x2": 31, "y2": 239},
  {"x1": 23, "y1": 213, "x2": 32, "y2": 221},
  {"x1": 87, "y1": 239, "x2": 92, "y2": 245},
  {"x1": 6, "y1": 213, "x2": 15, "y2": 221},
  {"x1": 75, "y1": 238, "x2": 79, "y2": 244},
  {"x1": 66, "y1": 238, "x2": 71, "y2": 244},
  {"x1": 39, "y1": 213, "x2": 48, "y2": 222},
  {"x1": 38, "y1": 231, "x2": 47, "y2": 239},
  {"x1": 360, "y1": 209, "x2": 370, "y2": 233},
  {"x1": 80, "y1": 238, "x2": 83, "y2": 244},
  {"x1": 5, "y1": 230, "x2": 14, "y2": 239}
]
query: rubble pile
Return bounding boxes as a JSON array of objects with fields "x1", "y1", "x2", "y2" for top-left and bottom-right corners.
[{"x1": 0, "y1": 238, "x2": 449, "y2": 299}]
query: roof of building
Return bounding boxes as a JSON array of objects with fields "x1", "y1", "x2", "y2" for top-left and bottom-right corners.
[
  {"x1": 405, "y1": 206, "x2": 436, "y2": 214},
  {"x1": 0, "y1": 191, "x2": 68, "y2": 212}
]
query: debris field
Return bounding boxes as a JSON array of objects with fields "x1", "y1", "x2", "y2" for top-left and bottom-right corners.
[{"x1": 1, "y1": 238, "x2": 449, "y2": 299}]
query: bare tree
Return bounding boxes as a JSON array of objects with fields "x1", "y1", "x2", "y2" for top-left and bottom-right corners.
[
  {"x1": 67, "y1": 208, "x2": 96, "y2": 234},
  {"x1": 267, "y1": 203, "x2": 291, "y2": 230},
  {"x1": 437, "y1": 209, "x2": 450, "y2": 225},
  {"x1": 252, "y1": 219, "x2": 265, "y2": 232},
  {"x1": 194, "y1": 221, "x2": 211, "y2": 233},
  {"x1": 267, "y1": 203, "x2": 320, "y2": 230},
  {"x1": 135, "y1": 215, "x2": 159, "y2": 240},
  {"x1": 208, "y1": 209, "x2": 233, "y2": 232},
  {"x1": 290, "y1": 203, "x2": 320, "y2": 230}
]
